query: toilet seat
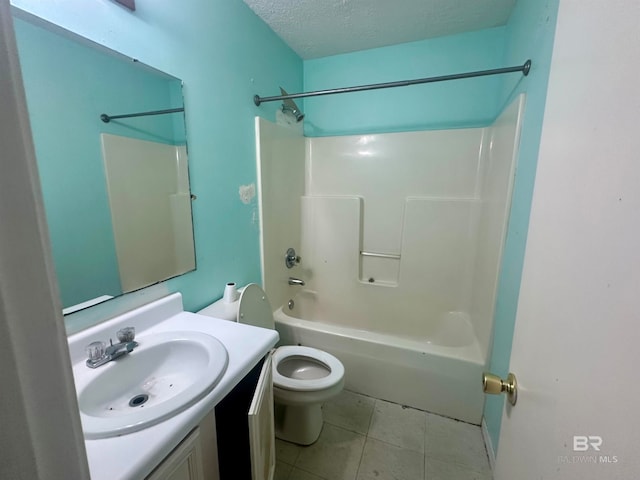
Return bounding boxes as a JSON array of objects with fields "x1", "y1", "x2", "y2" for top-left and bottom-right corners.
[
  {"x1": 273, "y1": 346, "x2": 344, "y2": 392},
  {"x1": 236, "y1": 285, "x2": 344, "y2": 392}
]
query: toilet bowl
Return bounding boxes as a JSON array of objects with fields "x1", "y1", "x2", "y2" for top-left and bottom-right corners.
[
  {"x1": 272, "y1": 345, "x2": 344, "y2": 445},
  {"x1": 199, "y1": 283, "x2": 344, "y2": 445}
]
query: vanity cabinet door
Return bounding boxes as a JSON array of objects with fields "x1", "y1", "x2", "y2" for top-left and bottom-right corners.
[
  {"x1": 147, "y1": 411, "x2": 219, "y2": 480},
  {"x1": 248, "y1": 351, "x2": 275, "y2": 480},
  {"x1": 146, "y1": 426, "x2": 204, "y2": 480}
]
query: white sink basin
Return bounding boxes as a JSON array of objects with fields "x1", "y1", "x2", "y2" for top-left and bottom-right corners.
[{"x1": 75, "y1": 331, "x2": 228, "y2": 439}]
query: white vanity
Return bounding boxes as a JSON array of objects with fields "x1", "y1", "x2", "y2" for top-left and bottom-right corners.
[{"x1": 67, "y1": 293, "x2": 278, "y2": 480}]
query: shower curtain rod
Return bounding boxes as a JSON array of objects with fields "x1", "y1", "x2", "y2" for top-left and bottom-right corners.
[
  {"x1": 100, "y1": 107, "x2": 184, "y2": 123},
  {"x1": 254, "y1": 60, "x2": 531, "y2": 106}
]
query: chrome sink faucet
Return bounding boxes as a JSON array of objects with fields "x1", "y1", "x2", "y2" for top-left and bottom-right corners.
[{"x1": 85, "y1": 327, "x2": 138, "y2": 369}]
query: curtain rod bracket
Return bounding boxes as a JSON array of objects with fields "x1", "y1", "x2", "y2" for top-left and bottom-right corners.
[{"x1": 254, "y1": 59, "x2": 532, "y2": 106}]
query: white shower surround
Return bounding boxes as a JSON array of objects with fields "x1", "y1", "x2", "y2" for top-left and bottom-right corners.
[{"x1": 256, "y1": 94, "x2": 524, "y2": 423}]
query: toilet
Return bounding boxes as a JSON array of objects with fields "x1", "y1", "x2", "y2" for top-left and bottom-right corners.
[{"x1": 199, "y1": 283, "x2": 344, "y2": 445}]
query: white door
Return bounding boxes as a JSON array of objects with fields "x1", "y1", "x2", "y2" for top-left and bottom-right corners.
[{"x1": 494, "y1": 1, "x2": 640, "y2": 479}]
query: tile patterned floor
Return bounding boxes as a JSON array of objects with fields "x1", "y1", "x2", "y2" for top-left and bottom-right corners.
[{"x1": 275, "y1": 390, "x2": 492, "y2": 480}]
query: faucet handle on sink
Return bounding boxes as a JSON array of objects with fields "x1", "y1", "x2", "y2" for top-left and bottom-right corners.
[
  {"x1": 117, "y1": 327, "x2": 136, "y2": 343},
  {"x1": 85, "y1": 341, "x2": 107, "y2": 363}
]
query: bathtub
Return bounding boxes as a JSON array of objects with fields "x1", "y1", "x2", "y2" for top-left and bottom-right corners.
[{"x1": 274, "y1": 293, "x2": 486, "y2": 424}]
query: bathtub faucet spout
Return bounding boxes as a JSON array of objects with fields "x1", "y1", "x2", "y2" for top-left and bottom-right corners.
[{"x1": 288, "y1": 277, "x2": 305, "y2": 286}]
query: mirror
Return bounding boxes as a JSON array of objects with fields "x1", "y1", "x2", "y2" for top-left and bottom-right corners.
[{"x1": 13, "y1": 12, "x2": 196, "y2": 314}]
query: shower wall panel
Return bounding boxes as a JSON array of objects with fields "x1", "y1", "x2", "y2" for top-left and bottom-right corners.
[
  {"x1": 471, "y1": 95, "x2": 524, "y2": 355},
  {"x1": 302, "y1": 95, "x2": 524, "y2": 359},
  {"x1": 305, "y1": 129, "x2": 484, "y2": 257},
  {"x1": 255, "y1": 117, "x2": 305, "y2": 309},
  {"x1": 298, "y1": 194, "x2": 483, "y2": 341}
]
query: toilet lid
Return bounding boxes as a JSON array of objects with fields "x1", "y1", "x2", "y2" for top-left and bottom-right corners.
[
  {"x1": 237, "y1": 283, "x2": 274, "y2": 329},
  {"x1": 272, "y1": 346, "x2": 345, "y2": 392}
]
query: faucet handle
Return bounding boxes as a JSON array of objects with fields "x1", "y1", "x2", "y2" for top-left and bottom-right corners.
[
  {"x1": 85, "y1": 341, "x2": 106, "y2": 362},
  {"x1": 117, "y1": 327, "x2": 136, "y2": 343},
  {"x1": 285, "y1": 248, "x2": 301, "y2": 269}
]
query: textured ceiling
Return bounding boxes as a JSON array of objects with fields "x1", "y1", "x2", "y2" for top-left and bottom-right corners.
[{"x1": 243, "y1": 0, "x2": 516, "y2": 59}]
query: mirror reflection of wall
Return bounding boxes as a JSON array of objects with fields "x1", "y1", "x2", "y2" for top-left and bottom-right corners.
[{"x1": 13, "y1": 13, "x2": 195, "y2": 313}]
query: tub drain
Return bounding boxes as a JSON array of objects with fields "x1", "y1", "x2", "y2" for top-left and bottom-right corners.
[{"x1": 129, "y1": 394, "x2": 149, "y2": 407}]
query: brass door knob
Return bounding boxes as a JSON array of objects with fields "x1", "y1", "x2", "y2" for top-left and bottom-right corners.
[{"x1": 482, "y1": 372, "x2": 518, "y2": 406}]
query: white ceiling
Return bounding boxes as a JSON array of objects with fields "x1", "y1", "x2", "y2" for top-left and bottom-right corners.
[{"x1": 243, "y1": 0, "x2": 516, "y2": 59}]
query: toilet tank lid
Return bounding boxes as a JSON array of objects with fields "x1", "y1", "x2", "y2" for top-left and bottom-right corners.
[{"x1": 238, "y1": 283, "x2": 274, "y2": 330}]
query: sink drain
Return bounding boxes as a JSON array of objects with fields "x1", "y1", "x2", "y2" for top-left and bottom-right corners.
[{"x1": 129, "y1": 393, "x2": 149, "y2": 407}]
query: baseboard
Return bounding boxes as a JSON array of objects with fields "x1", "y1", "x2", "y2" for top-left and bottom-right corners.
[{"x1": 481, "y1": 417, "x2": 496, "y2": 472}]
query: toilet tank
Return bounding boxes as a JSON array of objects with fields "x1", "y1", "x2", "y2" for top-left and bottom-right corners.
[{"x1": 198, "y1": 297, "x2": 238, "y2": 322}]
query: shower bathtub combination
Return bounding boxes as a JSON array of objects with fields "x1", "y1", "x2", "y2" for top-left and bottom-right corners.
[{"x1": 257, "y1": 94, "x2": 525, "y2": 425}]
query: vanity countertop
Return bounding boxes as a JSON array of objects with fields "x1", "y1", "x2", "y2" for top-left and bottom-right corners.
[{"x1": 67, "y1": 293, "x2": 278, "y2": 480}]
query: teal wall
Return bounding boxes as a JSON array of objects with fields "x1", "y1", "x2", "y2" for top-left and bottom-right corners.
[
  {"x1": 302, "y1": 27, "x2": 507, "y2": 136},
  {"x1": 14, "y1": 16, "x2": 185, "y2": 307},
  {"x1": 11, "y1": 0, "x2": 302, "y2": 318},
  {"x1": 484, "y1": 0, "x2": 560, "y2": 454}
]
